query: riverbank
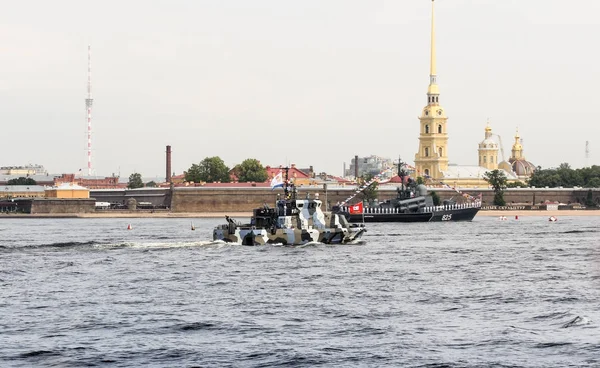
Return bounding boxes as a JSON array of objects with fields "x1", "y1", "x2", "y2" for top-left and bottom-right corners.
[
  {"x1": 0, "y1": 212, "x2": 252, "y2": 219},
  {"x1": 1, "y1": 210, "x2": 599, "y2": 218},
  {"x1": 478, "y1": 210, "x2": 600, "y2": 217}
]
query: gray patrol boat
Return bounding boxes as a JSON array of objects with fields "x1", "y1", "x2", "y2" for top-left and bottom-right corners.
[
  {"x1": 213, "y1": 168, "x2": 367, "y2": 245},
  {"x1": 335, "y1": 158, "x2": 480, "y2": 222}
]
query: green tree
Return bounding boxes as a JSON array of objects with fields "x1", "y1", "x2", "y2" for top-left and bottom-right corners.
[
  {"x1": 528, "y1": 163, "x2": 599, "y2": 188},
  {"x1": 557, "y1": 162, "x2": 582, "y2": 187},
  {"x1": 493, "y1": 192, "x2": 506, "y2": 206},
  {"x1": 416, "y1": 176, "x2": 425, "y2": 185},
  {"x1": 359, "y1": 174, "x2": 378, "y2": 203},
  {"x1": 430, "y1": 190, "x2": 441, "y2": 206},
  {"x1": 127, "y1": 173, "x2": 144, "y2": 189},
  {"x1": 483, "y1": 169, "x2": 507, "y2": 206},
  {"x1": 145, "y1": 181, "x2": 157, "y2": 188},
  {"x1": 185, "y1": 156, "x2": 230, "y2": 183},
  {"x1": 588, "y1": 177, "x2": 600, "y2": 188},
  {"x1": 236, "y1": 158, "x2": 268, "y2": 182},
  {"x1": 185, "y1": 164, "x2": 202, "y2": 183},
  {"x1": 506, "y1": 181, "x2": 526, "y2": 188},
  {"x1": 578, "y1": 165, "x2": 600, "y2": 187},
  {"x1": 7, "y1": 177, "x2": 37, "y2": 185},
  {"x1": 558, "y1": 162, "x2": 571, "y2": 170}
]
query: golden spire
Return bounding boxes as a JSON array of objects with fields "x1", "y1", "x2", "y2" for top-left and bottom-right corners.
[
  {"x1": 430, "y1": 0, "x2": 436, "y2": 77},
  {"x1": 427, "y1": 0, "x2": 439, "y2": 101},
  {"x1": 511, "y1": 127, "x2": 523, "y2": 160}
]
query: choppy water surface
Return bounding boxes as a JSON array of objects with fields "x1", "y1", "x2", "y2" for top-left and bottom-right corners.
[{"x1": 1, "y1": 216, "x2": 599, "y2": 367}]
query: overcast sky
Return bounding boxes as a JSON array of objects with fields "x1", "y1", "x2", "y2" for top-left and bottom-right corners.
[{"x1": 1, "y1": 0, "x2": 599, "y2": 179}]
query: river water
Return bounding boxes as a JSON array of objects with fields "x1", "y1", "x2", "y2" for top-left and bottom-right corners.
[{"x1": 1, "y1": 216, "x2": 599, "y2": 367}]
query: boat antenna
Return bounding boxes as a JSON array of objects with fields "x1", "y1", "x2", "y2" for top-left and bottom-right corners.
[{"x1": 283, "y1": 166, "x2": 290, "y2": 199}]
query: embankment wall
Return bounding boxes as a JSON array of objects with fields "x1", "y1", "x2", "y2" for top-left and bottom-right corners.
[
  {"x1": 169, "y1": 187, "x2": 600, "y2": 212},
  {"x1": 16, "y1": 199, "x2": 96, "y2": 214}
]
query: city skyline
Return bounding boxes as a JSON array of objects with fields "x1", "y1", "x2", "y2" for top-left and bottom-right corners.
[{"x1": 1, "y1": 0, "x2": 599, "y2": 179}]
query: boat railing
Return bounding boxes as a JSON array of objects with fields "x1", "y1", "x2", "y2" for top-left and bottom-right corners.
[{"x1": 340, "y1": 201, "x2": 481, "y2": 214}]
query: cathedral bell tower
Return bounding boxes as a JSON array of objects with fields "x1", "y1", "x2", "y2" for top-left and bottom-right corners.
[
  {"x1": 478, "y1": 122, "x2": 499, "y2": 170},
  {"x1": 414, "y1": 0, "x2": 449, "y2": 180},
  {"x1": 510, "y1": 128, "x2": 524, "y2": 162}
]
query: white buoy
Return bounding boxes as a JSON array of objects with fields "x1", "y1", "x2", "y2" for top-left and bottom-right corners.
[
  {"x1": 127, "y1": 223, "x2": 132, "y2": 230},
  {"x1": 549, "y1": 216, "x2": 557, "y2": 222}
]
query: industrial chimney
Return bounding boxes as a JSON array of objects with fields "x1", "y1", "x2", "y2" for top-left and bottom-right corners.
[{"x1": 166, "y1": 145, "x2": 172, "y2": 183}]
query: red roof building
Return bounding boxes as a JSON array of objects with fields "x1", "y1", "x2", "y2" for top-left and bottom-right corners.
[{"x1": 54, "y1": 174, "x2": 124, "y2": 189}]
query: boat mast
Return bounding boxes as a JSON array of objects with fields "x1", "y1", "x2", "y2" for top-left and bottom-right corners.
[
  {"x1": 398, "y1": 157, "x2": 407, "y2": 193},
  {"x1": 283, "y1": 166, "x2": 290, "y2": 199}
]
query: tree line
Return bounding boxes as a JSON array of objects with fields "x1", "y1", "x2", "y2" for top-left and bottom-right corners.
[
  {"x1": 0, "y1": 157, "x2": 272, "y2": 190},
  {"x1": 183, "y1": 157, "x2": 268, "y2": 183},
  {"x1": 127, "y1": 156, "x2": 270, "y2": 188},
  {"x1": 527, "y1": 163, "x2": 600, "y2": 188},
  {"x1": 127, "y1": 160, "x2": 600, "y2": 198},
  {"x1": 10, "y1": 159, "x2": 598, "y2": 195},
  {"x1": 483, "y1": 163, "x2": 600, "y2": 206}
]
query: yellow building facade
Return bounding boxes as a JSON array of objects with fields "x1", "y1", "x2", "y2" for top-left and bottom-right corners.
[
  {"x1": 412, "y1": 1, "x2": 533, "y2": 190},
  {"x1": 414, "y1": 0, "x2": 448, "y2": 180},
  {"x1": 1, "y1": 185, "x2": 45, "y2": 199},
  {"x1": 478, "y1": 123, "x2": 499, "y2": 170},
  {"x1": 45, "y1": 183, "x2": 90, "y2": 199}
]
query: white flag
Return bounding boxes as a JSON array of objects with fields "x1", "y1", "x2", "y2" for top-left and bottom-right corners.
[{"x1": 270, "y1": 171, "x2": 284, "y2": 190}]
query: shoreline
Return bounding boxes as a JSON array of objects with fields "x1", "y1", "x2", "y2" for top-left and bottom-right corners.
[
  {"x1": 0, "y1": 210, "x2": 599, "y2": 218},
  {"x1": 0, "y1": 212, "x2": 252, "y2": 219},
  {"x1": 477, "y1": 210, "x2": 600, "y2": 217}
]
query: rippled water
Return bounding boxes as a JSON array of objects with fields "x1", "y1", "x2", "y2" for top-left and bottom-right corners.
[{"x1": 1, "y1": 216, "x2": 599, "y2": 367}]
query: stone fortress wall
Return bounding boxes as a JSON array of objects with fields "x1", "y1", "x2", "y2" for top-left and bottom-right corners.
[
  {"x1": 165, "y1": 187, "x2": 599, "y2": 213},
  {"x1": 8, "y1": 187, "x2": 599, "y2": 214}
]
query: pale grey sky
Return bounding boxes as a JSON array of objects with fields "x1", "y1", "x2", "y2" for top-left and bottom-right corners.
[{"x1": 1, "y1": 0, "x2": 599, "y2": 179}]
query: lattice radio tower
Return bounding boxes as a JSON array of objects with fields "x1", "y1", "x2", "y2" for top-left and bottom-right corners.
[
  {"x1": 585, "y1": 141, "x2": 590, "y2": 167},
  {"x1": 85, "y1": 45, "x2": 94, "y2": 176}
]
